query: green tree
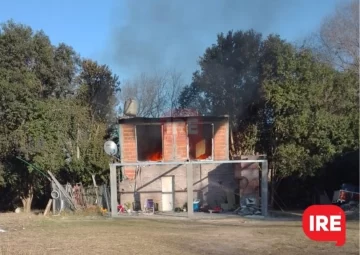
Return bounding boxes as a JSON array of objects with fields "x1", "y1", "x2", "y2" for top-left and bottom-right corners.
[
  {"x1": 178, "y1": 30, "x2": 263, "y2": 155},
  {"x1": 180, "y1": 30, "x2": 262, "y2": 121},
  {"x1": 259, "y1": 35, "x2": 359, "y2": 178},
  {"x1": 67, "y1": 59, "x2": 121, "y2": 184},
  {"x1": 0, "y1": 21, "x2": 53, "y2": 211},
  {"x1": 180, "y1": 30, "x2": 358, "y2": 181},
  {"x1": 0, "y1": 21, "x2": 120, "y2": 211},
  {"x1": 78, "y1": 59, "x2": 120, "y2": 122},
  {"x1": 1, "y1": 99, "x2": 82, "y2": 211}
]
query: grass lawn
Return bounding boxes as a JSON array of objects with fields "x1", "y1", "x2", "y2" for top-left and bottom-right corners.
[{"x1": 0, "y1": 213, "x2": 358, "y2": 255}]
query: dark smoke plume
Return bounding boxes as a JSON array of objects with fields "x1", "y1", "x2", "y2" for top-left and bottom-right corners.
[{"x1": 107, "y1": 0, "x2": 306, "y2": 80}]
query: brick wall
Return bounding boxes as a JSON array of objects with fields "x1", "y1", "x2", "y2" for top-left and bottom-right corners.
[
  {"x1": 213, "y1": 121, "x2": 228, "y2": 160},
  {"x1": 120, "y1": 124, "x2": 137, "y2": 162},
  {"x1": 119, "y1": 118, "x2": 229, "y2": 163},
  {"x1": 163, "y1": 121, "x2": 173, "y2": 161},
  {"x1": 118, "y1": 118, "x2": 229, "y2": 184},
  {"x1": 176, "y1": 121, "x2": 187, "y2": 160},
  {"x1": 120, "y1": 124, "x2": 137, "y2": 180}
]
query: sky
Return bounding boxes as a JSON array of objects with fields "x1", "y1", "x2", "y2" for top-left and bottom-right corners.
[{"x1": 0, "y1": 0, "x2": 343, "y2": 83}]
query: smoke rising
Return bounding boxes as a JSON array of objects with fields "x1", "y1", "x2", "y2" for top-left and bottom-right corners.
[{"x1": 107, "y1": 0, "x2": 300, "y2": 81}]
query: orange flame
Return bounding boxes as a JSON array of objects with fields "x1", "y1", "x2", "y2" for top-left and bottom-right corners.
[
  {"x1": 147, "y1": 151, "x2": 163, "y2": 161},
  {"x1": 196, "y1": 153, "x2": 211, "y2": 160}
]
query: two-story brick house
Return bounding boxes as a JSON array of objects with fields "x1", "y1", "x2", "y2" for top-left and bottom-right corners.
[{"x1": 116, "y1": 115, "x2": 242, "y2": 211}]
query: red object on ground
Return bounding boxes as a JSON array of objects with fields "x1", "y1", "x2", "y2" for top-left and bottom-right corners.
[
  {"x1": 212, "y1": 206, "x2": 222, "y2": 213},
  {"x1": 201, "y1": 205, "x2": 223, "y2": 213},
  {"x1": 117, "y1": 204, "x2": 125, "y2": 213}
]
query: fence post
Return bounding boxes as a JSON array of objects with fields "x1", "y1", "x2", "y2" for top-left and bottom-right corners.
[
  {"x1": 109, "y1": 164, "x2": 118, "y2": 217},
  {"x1": 261, "y1": 161, "x2": 268, "y2": 217},
  {"x1": 186, "y1": 163, "x2": 194, "y2": 218}
]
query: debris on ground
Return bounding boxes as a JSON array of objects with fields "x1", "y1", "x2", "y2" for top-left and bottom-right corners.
[
  {"x1": 341, "y1": 201, "x2": 359, "y2": 218},
  {"x1": 234, "y1": 197, "x2": 262, "y2": 216},
  {"x1": 332, "y1": 183, "x2": 359, "y2": 219}
]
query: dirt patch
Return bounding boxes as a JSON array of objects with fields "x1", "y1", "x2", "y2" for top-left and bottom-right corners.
[
  {"x1": 0, "y1": 212, "x2": 44, "y2": 232},
  {"x1": 0, "y1": 213, "x2": 359, "y2": 255}
]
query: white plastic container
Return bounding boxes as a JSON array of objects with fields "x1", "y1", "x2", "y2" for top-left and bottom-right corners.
[{"x1": 123, "y1": 98, "x2": 138, "y2": 116}]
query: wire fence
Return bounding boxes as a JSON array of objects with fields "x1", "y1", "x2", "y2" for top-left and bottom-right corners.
[{"x1": 51, "y1": 182, "x2": 110, "y2": 215}]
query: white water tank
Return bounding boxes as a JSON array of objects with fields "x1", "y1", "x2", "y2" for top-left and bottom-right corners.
[{"x1": 123, "y1": 98, "x2": 138, "y2": 117}]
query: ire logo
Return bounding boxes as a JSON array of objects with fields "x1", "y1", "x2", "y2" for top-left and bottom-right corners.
[{"x1": 302, "y1": 205, "x2": 346, "y2": 246}]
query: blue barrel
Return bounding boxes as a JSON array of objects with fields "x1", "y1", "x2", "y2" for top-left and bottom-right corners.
[{"x1": 193, "y1": 199, "x2": 200, "y2": 212}]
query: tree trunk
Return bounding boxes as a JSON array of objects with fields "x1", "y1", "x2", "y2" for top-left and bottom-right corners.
[{"x1": 21, "y1": 186, "x2": 34, "y2": 213}]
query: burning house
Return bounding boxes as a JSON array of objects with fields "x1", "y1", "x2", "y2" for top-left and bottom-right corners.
[{"x1": 116, "y1": 115, "x2": 241, "y2": 211}]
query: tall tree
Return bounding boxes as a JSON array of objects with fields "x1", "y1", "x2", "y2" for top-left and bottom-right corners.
[
  {"x1": 71, "y1": 60, "x2": 121, "y2": 183},
  {"x1": 0, "y1": 21, "x2": 120, "y2": 211},
  {"x1": 0, "y1": 20, "x2": 80, "y2": 98},
  {"x1": 1, "y1": 99, "x2": 87, "y2": 212},
  {"x1": 179, "y1": 30, "x2": 263, "y2": 154},
  {"x1": 180, "y1": 29, "x2": 358, "y2": 181},
  {"x1": 304, "y1": 0, "x2": 359, "y2": 72},
  {"x1": 259, "y1": 35, "x2": 359, "y2": 178},
  {"x1": 0, "y1": 21, "x2": 82, "y2": 211},
  {"x1": 78, "y1": 59, "x2": 120, "y2": 122},
  {"x1": 259, "y1": 34, "x2": 359, "y2": 207}
]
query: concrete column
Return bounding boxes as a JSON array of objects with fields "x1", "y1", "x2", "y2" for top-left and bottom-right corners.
[
  {"x1": 261, "y1": 161, "x2": 268, "y2": 217},
  {"x1": 110, "y1": 164, "x2": 118, "y2": 217},
  {"x1": 186, "y1": 163, "x2": 194, "y2": 218},
  {"x1": 118, "y1": 124, "x2": 124, "y2": 161}
]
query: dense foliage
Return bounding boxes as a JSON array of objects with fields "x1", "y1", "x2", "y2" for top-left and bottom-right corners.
[
  {"x1": 179, "y1": 32, "x2": 358, "y2": 181},
  {"x1": 0, "y1": 21, "x2": 119, "y2": 211}
]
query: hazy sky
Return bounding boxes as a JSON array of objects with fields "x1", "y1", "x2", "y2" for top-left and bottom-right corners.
[{"x1": 0, "y1": 0, "x2": 344, "y2": 83}]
